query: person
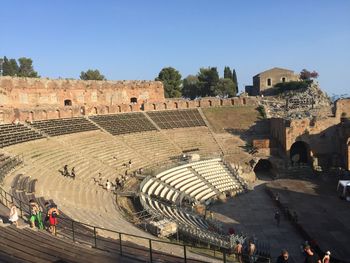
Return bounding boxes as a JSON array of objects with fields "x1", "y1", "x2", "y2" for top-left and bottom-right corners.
[
  {"x1": 29, "y1": 200, "x2": 44, "y2": 229},
  {"x1": 276, "y1": 249, "x2": 289, "y2": 263},
  {"x1": 275, "y1": 211, "x2": 281, "y2": 226},
  {"x1": 304, "y1": 245, "x2": 321, "y2": 263},
  {"x1": 139, "y1": 167, "x2": 143, "y2": 174},
  {"x1": 128, "y1": 160, "x2": 132, "y2": 169},
  {"x1": 63, "y1": 164, "x2": 69, "y2": 177},
  {"x1": 47, "y1": 205, "x2": 59, "y2": 235},
  {"x1": 106, "y1": 179, "x2": 111, "y2": 191},
  {"x1": 98, "y1": 173, "x2": 103, "y2": 185},
  {"x1": 9, "y1": 203, "x2": 19, "y2": 227},
  {"x1": 71, "y1": 167, "x2": 76, "y2": 180},
  {"x1": 234, "y1": 241, "x2": 243, "y2": 263},
  {"x1": 248, "y1": 240, "x2": 256, "y2": 263},
  {"x1": 322, "y1": 251, "x2": 330, "y2": 263},
  {"x1": 293, "y1": 211, "x2": 298, "y2": 223},
  {"x1": 115, "y1": 178, "x2": 120, "y2": 189},
  {"x1": 275, "y1": 193, "x2": 280, "y2": 202}
]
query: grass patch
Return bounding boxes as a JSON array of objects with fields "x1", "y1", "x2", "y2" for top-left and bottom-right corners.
[{"x1": 202, "y1": 106, "x2": 260, "y2": 133}]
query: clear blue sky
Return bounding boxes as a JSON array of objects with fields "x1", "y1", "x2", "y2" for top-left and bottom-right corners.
[{"x1": 1, "y1": 0, "x2": 349, "y2": 95}]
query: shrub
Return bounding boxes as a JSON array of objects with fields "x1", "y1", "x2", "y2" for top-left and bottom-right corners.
[{"x1": 274, "y1": 80, "x2": 310, "y2": 94}]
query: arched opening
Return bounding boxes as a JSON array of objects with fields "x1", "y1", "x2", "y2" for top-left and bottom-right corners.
[
  {"x1": 0, "y1": 111, "x2": 4, "y2": 123},
  {"x1": 208, "y1": 100, "x2": 212, "y2": 107},
  {"x1": 281, "y1": 77, "x2": 286, "y2": 83},
  {"x1": 242, "y1": 98, "x2": 247, "y2": 105},
  {"x1": 153, "y1": 104, "x2": 156, "y2": 110},
  {"x1": 130, "y1": 97, "x2": 137, "y2": 104},
  {"x1": 80, "y1": 106, "x2": 85, "y2": 116},
  {"x1": 174, "y1": 102, "x2": 178, "y2": 109},
  {"x1": 118, "y1": 106, "x2": 121, "y2": 113},
  {"x1": 164, "y1": 103, "x2": 167, "y2": 110},
  {"x1": 220, "y1": 99, "x2": 224, "y2": 106},
  {"x1": 231, "y1": 98, "x2": 235, "y2": 106},
  {"x1": 254, "y1": 159, "x2": 273, "y2": 179},
  {"x1": 29, "y1": 111, "x2": 34, "y2": 122},
  {"x1": 129, "y1": 105, "x2": 133, "y2": 112},
  {"x1": 56, "y1": 109, "x2": 61, "y2": 119},
  {"x1": 186, "y1": 101, "x2": 189, "y2": 108},
  {"x1": 93, "y1": 107, "x2": 98, "y2": 115},
  {"x1": 64, "y1": 99, "x2": 72, "y2": 106},
  {"x1": 42, "y1": 110, "x2": 48, "y2": 120},
  {"x1": 267, "y1": 78, "x2": 272, "y2": 86},
  {"x1": 290, "y1": 141, "x2": 310, "y2": 165}
]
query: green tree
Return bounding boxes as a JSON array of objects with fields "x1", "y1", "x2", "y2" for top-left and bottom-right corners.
[
  {"x1": 18, "y1": 57, "x2": 39, "y2": 77},
  {"x1": 182, "y1": 75, "x2": 200, "y2": 99},
  {"x1": 0, "y1": 58, "x2": 3, "y2": 76},
  {"x1": 232, "y1": 69, "x2": 238, "y2": 94},
  {"x1": 80, "y1": 69, "x2": 106, "y2": 81},
  {"x1": 197, "y1": 67, "x2": 219, "y2": 97},
  {"x1": 214, "y1": 78, "x2": 236, "y2": 98},
  {"x1": 2, "y1": 56, "x2": 19, "y2": 76},
  {"x1": 155, "y1": 67, "x2": 182, "y2": 98},
  {"x1": 224, "y1": 66, "x2": 233, "y2": 79}
]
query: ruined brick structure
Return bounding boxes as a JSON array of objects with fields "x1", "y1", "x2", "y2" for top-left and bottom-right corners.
[
  {"x1": 0, "y1": 77, "x2": 166, "y2": 122},
  {"x1": 270, "y1": 99, "x2": 350, "y2": 170},
  {"x1": 0, "y1": 77, "x2": 258, "y2": 123},
  {"x1": 245, "y1": 67, "x2": 299, "y2": 96}
]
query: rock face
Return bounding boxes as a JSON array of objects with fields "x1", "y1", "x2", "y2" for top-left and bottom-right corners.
[{"x1": 260, "y1": 82, "x2": 332, "y2": 120}]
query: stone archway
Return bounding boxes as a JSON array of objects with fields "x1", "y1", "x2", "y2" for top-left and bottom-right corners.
[
  {"x1": 290, "y1": 141, "x2": 310, "y2": 165},
  {"x1": 254, "y1": 159, "x2": 273, "y2": 178},
  {"x1": 80, "y1": 106, "x2": 86, "y2": 116}
]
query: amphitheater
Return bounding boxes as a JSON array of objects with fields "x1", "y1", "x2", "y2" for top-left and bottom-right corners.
[{"x1": 0, "y1": 77, "x2": 350, "y2": 263}]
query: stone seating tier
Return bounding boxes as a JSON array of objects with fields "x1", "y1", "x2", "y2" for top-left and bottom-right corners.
[
  {"x1": 89, "y1": 113, "x2": 157, "y2": 135},
  {"x1": 0, "y1": 124, "x2": 43, "y2": 148},
  {"x1": 147, "y1": 109, "x2": 206, "y2": 129},
  {"x1": 30, "y1": 117, "x2": 99, "y2": 136}
]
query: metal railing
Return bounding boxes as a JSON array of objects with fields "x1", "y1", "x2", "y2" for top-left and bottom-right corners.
[{"x1": 0, "y1": 185, "x2": 270, "y2": 263}]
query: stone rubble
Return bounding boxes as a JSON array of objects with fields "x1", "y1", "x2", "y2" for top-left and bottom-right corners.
[{"x1": 259, "y1": 82, "x2": 332, "y2": 119}]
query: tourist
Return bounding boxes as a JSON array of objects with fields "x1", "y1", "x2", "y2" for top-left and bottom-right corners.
[
  {"x1": 106, "y1": 179, "x2": 111, "y2": 191},
  {"x1": 322, "y1": 251, "x2": 331, "y2": 263},
  {"x1": 304, "y1": 245, "x2": 321, "y2": 263},
  {"x1": 276, "y1": 249, "x2": 289, "y2": 263},
  {"x1": 71, "y1": 167, "x2": 76, "y2": 180},
  {"x1": 115, "y1": 178, "x2": 119, "y2": 189},
  {"x1": 234, "y1": 241, "x2": 243, "y2": 263},
  {"x1": 139, "y1": 167, "x2": 143, "y2": 174},
  {"x1": 8, "y1": 202, "x2": 19, "y2": 227},
  {"x1": 63, "y1": 164, "x2": 69, "y2": 177},
  {"x1": 29, "y1": 199, "x2": 44, "y2": 229},
  {"x1": 47, "y1": 205, "x2": 59, "y2": 235},
  {"x1": 128, "y1": 160, "x2": 132, "y2": 169},
  {"x1": 275, "y1": 193, "x2": 280, "y2": 203},
  {"x1": 98, "y1": 173, "x2": 103, "y2": 185},
  {"x1": 248, "y1": 240, "x2": 256, "y2": 263},
  {"x1": 293, "y1": 211, "x2": 298, "y2": 223},
  {"x1": 275, "y1": 211, "x2": 281, "y2": 226}
]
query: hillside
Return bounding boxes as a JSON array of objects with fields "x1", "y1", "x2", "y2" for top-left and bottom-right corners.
[{"x1": 202, "y1": 106, "x2": 260, "y2": 134}]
